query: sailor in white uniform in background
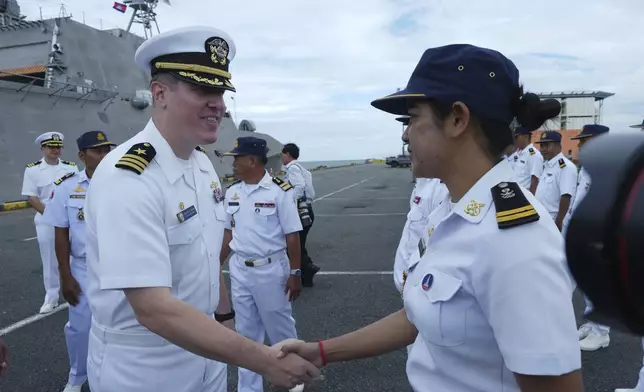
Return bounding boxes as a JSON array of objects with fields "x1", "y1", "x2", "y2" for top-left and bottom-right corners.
[
  {"x1": 281, "y1": 142, "x2": 320, "y2": 287},
  {"x1": 278, "y1": 43, "x2": 583, "y2": 392},
  {"x1": 83, "y1": 27, "x2": 319, "y2": 392},
  {"x1": 534, "y1": 131, "x2": 578, "y2": 231},
  {"x1": 503, "y1": 144, "x2": 519, "y2": 171},
  {"x1": 21, "y1": 131, "x2": 79, "y2": 314},
  {"x1": 392, "y1": 115, "x2": 448, "y2": 295},
  {"x1": 44, "y1": 131, "x2": 116, "y2": 392},
  {"x1": 512, "y1": 126, "x2": 544, "y2": 194},
  {"x1": 220, "y1": 136, "x2": 305, "y2": 392}
]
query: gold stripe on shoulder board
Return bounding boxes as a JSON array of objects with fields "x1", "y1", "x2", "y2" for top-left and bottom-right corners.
[
  {"x1": 115, "y1": 142, "x2": 156, "y2": 175},
  {"x1": 272, "y1": 177, "x2": 293, "y2": 191},
  {"x1": 491, "y1": 181, "x2": 539, "y2": 229}
]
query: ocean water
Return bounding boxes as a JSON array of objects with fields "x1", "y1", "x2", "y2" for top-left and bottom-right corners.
[{"x1": 297, "y1": 160, "x2": 365, "y2": 170}]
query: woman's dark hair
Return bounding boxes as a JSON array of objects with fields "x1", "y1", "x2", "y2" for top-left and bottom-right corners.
[{"x1": 426, "y1": 85, "x2": 561, "y2": 159}]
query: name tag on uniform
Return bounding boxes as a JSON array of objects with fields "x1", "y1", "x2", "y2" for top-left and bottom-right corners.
[
  {"x1": 70, "y1": 194, "x2": 85, "y2": 199},
  {"x1": 176, "y1": 205, "x2": 197, "y2": 223},
  {"x1": 228, "y1": 202, "x2": 239, "y2": 206},
  {"x1": 255, "y1": 202, "x2": 275, "y2": 208}
]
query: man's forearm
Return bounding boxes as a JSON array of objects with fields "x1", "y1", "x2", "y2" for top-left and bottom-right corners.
[
  {"x1": 529, "y1": 176, "x2": 539, "y2": 195},
  {"x1": 128, "y1": 288, "x2": 273, "y2": 374},
  {"x1": 323, "y1": 308, "x2": 417, "y2": 364},
  {"x1": 556, "y1": 195, "x2": 572, "y2": 228},
  {"x1": 54, "y1": 227, "x2": 72, "y2": 276},
  {"x1": 285, "y1": 233, "x2": 301, "y2": 270},
  {"x1": 220, "y1": 229, "x2": 232, "y2": 266},
  {"x1": 27, "y1": 196, "x2": 45, "y2": 214}
]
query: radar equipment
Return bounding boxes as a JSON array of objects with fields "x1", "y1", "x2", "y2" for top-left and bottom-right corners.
[
  {"x1": 122, "y1": 0, "x2": 170, "y2": 39},
  {"x1": 239, "y1": 119, "x2": 257, "y2": 133}
]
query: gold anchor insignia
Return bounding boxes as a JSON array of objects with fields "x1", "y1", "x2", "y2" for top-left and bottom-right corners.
[
  {"x1": 207, "y1": 37, "x2": 229, "y2": 66},
  {"x1": 231, "y1": 193, "x2": 240, "y2": 201},
  {"x1": 179, "y1": 202, "x2": 185, "y2": 210},
  {"x1": 211, "y1": 181, "x2": 218, "y2": 189},
  {"x1": 427, "y1": 225, "x2": 435, "y2": 237},
  {"x1": 77, "y1": 207, "x2": 84, "y2": 221},
  {"x1": 97, "y1": 132, "x2": 105, "y2": 141},
  {"x1": 464, "y1": 200, "x2": 485, "y2": 217}
]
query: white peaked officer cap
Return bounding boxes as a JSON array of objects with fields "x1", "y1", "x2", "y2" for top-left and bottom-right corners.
[
  {"x1": 35, "y1": 131, "x2": 64, "y2": 147},
  {"x1": 134, "y1": 26, "x2": 237, "y2": 92}
]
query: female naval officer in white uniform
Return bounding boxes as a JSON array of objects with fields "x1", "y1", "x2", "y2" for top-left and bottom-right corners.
[{"x1": 277, "y1": 44, "x2": 583, "y2": 392}]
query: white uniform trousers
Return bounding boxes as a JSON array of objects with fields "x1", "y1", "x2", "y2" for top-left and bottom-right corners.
[
  {"x1": 65, "y1": 258, "x2": 91, "y2": 386},
  {"x1": 229, "y1": 251, "x2": 298, "y2": 392},
  {"x1": 87, "y1": 319, "x2": 227, "y2": 392},
  {"x1": 35, "y1": 213, "x2": 60, "y2": 304}
]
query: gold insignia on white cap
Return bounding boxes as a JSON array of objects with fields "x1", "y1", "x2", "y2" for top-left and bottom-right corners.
[{"x1": 35, "y1": 132, "x2": 64, "y2": 147}]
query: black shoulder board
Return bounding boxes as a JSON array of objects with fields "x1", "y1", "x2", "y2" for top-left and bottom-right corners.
[
  {"x1": 61, "y1": 160, "x2": 77, "y2": 166},
  {"x1": 558, "y1": 158, "x2": 566, "y2": 168},
  {"x1": 226, "y1": 179, "x2": 241, "y2": 189},
  {"x1": 54, "y1": 172, "x2": 76, "y2": 186},
  {"x1": 26, "y1": 161, "x2": 42, "y2": 168},
  {"x1": 491, "y1": 182, "x2": 539, "y2": 230},
  {"x1": 196, "y1": 146, "x2": 207, "y2": 153},
  {"x1": 272, "y1": 177, "x2": 293, "y2": 191},
  {"x1": 115, "y1": 142, "x2": 156, "y2": 175},
  {"x1": 529, "y1": 147, "x2": 535, "y2": 155}
]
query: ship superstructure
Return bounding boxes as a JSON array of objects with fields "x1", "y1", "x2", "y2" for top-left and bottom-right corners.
[{"x1": 0, "y1": 1, "x2": 284, "y2": 201}]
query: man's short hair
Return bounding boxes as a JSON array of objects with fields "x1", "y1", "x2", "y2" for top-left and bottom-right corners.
[{"x1": 282, "y1": 143, "x2": 300, "y2": 160}]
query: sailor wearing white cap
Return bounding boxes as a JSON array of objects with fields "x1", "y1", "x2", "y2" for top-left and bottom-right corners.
[
  {"x1": 83, "y1": 26, "x2": 319, "y2": 392},
  {"x1": 21, "y1": 131, "x2": 78, "y2": 314}
]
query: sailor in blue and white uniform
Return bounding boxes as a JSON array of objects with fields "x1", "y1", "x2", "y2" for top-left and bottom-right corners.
[
  {"x1": 43, "y1": 131, "x2": 115, "y2": 392},
  {"x1": 277, "y1": 44, "x2": 583, "y2": 392},
  {"x1": 21, "y1": 131, "x2": 79, "y2": 314},
  {"x1": 220, "y1": 136, "x2": 304, "y2": 392},
  {"x1": 512, "y1": 126, "x2": 544, "y2": 194},
  {"x1": 534, "y1": 131, "x2": 578, "y2": 231}
]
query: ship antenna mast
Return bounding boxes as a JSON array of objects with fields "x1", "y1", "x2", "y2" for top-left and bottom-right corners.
[{"x1": 122, "y1": 0, "x2": 170, "y2": 39}]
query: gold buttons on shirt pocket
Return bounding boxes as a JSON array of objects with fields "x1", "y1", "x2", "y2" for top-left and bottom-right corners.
[
  {"x1": 416, "y1": 269, "x2": 470, "y2": 347},
  {"x1": 167, "y1": 218, "x2": 202, "y2": 246}
]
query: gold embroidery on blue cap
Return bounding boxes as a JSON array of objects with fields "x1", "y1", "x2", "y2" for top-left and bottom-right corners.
[
  {"x1": 97, "y1": 132, "x2": 105, "y2": 141},
  {"x1": 458, "y1": 65, "x2": 464, "y2": 71}
]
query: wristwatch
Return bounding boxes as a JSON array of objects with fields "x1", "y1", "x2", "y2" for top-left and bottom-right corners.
[
  {"x1": 290, "y1": 269, "x2": 302, "y2": 276},
  {"x1": 215, "y1": 309, "x2": 235, "y2": 322}
]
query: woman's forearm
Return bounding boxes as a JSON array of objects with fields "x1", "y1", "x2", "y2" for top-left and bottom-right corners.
[{"x1": 323, "y1": 308, "x2": 417, "y2": 363}]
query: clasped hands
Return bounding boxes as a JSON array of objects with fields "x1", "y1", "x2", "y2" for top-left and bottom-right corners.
[{"x1": 265, "y1": 338, "x2": 324, "y2": 389}]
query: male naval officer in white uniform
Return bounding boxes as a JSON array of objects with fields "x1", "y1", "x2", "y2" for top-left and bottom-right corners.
[
  {"x1": 534, "y1": 131, "x2": 577, "y2": 231},
  {"x1": 220, "y1": 136, "x2": 305, "y2": 392},
  {"x1": 82, "y1": 27, "x2": 319, "y2": 392},
  {"x1": 281, "y1": 142, "x2": 320, "y2": 287},
  {"x1": 21, "y1": 131, "x2": 79, "y2": 314},
  {"x1": 512, "y1": 126, "x2": 544, "y2": 194},
  {"x1": 43, "y1": 131, "x2": 115, "y2": 392}
]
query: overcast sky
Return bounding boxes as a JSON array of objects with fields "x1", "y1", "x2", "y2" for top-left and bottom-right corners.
[{"x1": 18, "y1": 0, "x2": 644, "y2": 161}]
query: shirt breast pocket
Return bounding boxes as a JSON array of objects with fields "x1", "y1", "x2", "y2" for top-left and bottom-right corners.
[
  {"x1": 416, "y1": 270, "x2": 470, "y2": 347},
  {"x1": 67, "y1": 199, "x2": 85, "y2": 223},
  {"x1": 255, "y1": 205, "x2": 277, "y2": 221},
  {"x1": 167, "y1": 217, "x2": 202, "y2": 247}
]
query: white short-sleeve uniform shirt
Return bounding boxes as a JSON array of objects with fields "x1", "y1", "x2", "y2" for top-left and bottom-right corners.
[
  {"x1": 402, "y1": 160, "x2": 580, "y2": 392},
  {"x1": 535, "y1": 152, "x2": 578, "y2": 220},
  {"x1": 393, "y1": 178, "x2": 448, "y2": 292},
  {"x1": 83, "y1": 120, "x2": 228, "y2": 391},
  {"x1": 514, "y1": 143, "x2": 544, "y2": 189},
  {"x1": 21, "y1": 158, "x2": 79, "y2": 219}
]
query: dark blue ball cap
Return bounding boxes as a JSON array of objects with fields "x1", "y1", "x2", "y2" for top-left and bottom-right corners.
[
  {"x1": 536, "y1": 130, "x2": 562, "y2": 144},
  {"x1": 76, "y1": 131, "x2": 116, "y2": 150},
  {"x1": 371, "y1": 44, "x2": 521, "y2": 124},
  {"x1": 224, "y1": 136, "x2": 268, "y2": 157},
  {"x1": 395, "y1": 116, "x2": 410, "y2": 125},
  {"x1": 571, "y1": 124, "x2": 609, "y2": 140},
  {"x1": 513, "y1": 126, "x2": 531, "y2": 136}
]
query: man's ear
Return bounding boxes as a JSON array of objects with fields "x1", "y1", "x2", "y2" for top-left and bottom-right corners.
[{"x1": 444, "y1": 101, "x2": 471, "y2": 138}]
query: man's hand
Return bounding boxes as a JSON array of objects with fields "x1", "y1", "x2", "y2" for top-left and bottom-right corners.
[
  {"x1": 222, "y1": 319, "x2": 235, "y2": 331},
  {"x1": 285, "y1": 276, "x2": 302, "y2": 301},
  {"x1": 262, "y1": 349, "x2": 320, "y2": 389},
  {"x1": 0, "y1": 338, "x2": 8, "y2": 377},
  {"x1": 61, "y1": 274, "x2": 81, "y2": 306},
  {"x1": 277, "y1": 340, "x2": 324, "y2": 368}
]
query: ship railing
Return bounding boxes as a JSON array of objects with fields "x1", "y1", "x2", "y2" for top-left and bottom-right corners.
[{"x1": 0, "y1": 69, "x2": 118, "y2": 108}]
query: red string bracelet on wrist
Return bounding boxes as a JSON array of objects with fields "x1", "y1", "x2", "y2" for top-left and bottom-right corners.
[{"x1": 317, "y1": 340, "x2": 327, "y2": 367}]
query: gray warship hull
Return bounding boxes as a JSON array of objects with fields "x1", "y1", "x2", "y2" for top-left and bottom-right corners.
[{"x1": 0, "y1": 14, "x2": 284, "y2": 202}]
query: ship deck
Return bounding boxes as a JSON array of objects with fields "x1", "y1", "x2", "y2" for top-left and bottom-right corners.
[{"x1": 0, "y1": 164, "x2": 642, "y2": 391}]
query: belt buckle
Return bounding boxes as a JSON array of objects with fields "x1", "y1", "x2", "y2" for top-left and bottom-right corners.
[{"x1": 244, "y1": 260, "x2": 255, "y2": 267}]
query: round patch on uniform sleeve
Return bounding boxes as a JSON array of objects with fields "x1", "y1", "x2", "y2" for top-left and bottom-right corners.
[{"x1": 421, "y1": 273, "x2": 433, "y2": 291}]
